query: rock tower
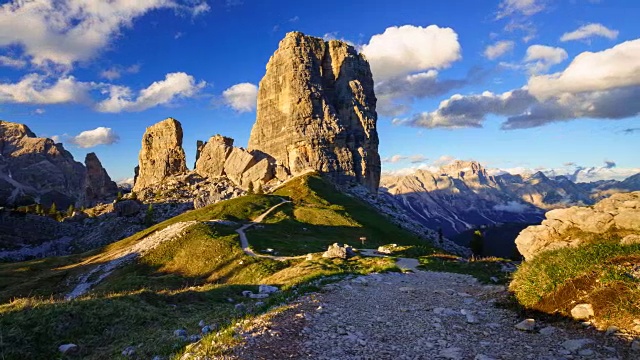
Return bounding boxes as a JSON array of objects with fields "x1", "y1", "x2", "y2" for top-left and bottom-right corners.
[{"x1": 248, "y1": 31, "x2": 381, "y2": 191}]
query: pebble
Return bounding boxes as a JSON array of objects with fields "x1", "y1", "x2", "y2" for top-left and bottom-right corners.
[
  {"x1": 515, "y1": 319, "x2": 536, "y2": 331},
  {"x1": 58, "y1": 344, "x2": 78, "y2": 354}
]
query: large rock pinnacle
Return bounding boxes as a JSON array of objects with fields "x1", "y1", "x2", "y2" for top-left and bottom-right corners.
[
  {"x1": 247, "y1": 31, "x2": 381, "y2": 192},
  {"x1": 84, "y1": 152, "x2": 118, "y2": 206},
  {"x1": 133, "y1": 118, "x2": 187, "y2": 192}
]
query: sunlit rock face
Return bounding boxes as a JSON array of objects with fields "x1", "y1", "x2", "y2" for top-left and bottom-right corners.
[
  {"x1": 132, "y1": 118, "x2": 188, "y2": 192},
  {"x1": 0, "y1": 120, "x2": 87, "y2": 208},
  {"x1": 248, "y1": 31, "x2": 381, "y2": 192}
]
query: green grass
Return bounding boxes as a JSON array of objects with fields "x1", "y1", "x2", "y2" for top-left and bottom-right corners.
[
  {"x1": 417, "y1": 253, "x2": 512, "y2": 284},
  {"x1": 0, "y1": 176, "x2": 416, "y2": 359},
  {"x1": 248, "y1": 174, "x2": 436, "y2": 256},
  {"x1": 510, "y1": 242, "x2": 640, "y2": 330}
]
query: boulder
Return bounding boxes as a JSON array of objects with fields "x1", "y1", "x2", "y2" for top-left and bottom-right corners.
[
  {"x1": 515, "y1": 191, "x2": 640, "y2": 260},
  {"x1": 195, "y1": 135, "x2": 234, "y2": 178},
  {"x1": 322, "y1": 243, "x2": 355, "y2": 259},
  {"x1": 241, "y1": 158, "x2": 274, "y2": 189},
  {"x1": 133, "y1": 118, "x2": 187, "y2": 192},
  {"x1": 248, "y1": 32, "x2": 381, "y2": 192},
  {"x1": 114, "y1": 200, "x2": 142, "y2": 217},
  {"x1": 223, "y1": 147, "x2": 257, "y2": 185}
]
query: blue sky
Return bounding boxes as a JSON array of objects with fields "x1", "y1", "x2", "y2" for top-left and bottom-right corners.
[{"x1": 0, "y1": 0, "x2": 638, "y2": 182}]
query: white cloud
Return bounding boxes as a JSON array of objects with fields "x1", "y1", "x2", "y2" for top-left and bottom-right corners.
[
  {"x1": 381, "y1": 154, "x2": 428, "y2": 164},
  {"x1": 484, "y1": 40, "x2": 515, "y2": 60},
  {"x1": 529, "y1": 39, "x2": 640, "y2": 100},
  {"x1": 560, "y1": 23, "x2": 619, "y2": 42},
  {"x1": 497, "y1": 0, "x2": 546, "y2": 19},
  {"x1": 397, "y1": 85, "x2": 640, "y2": 130},
  {"x1": 524, "y1": 45, "x2": 568, "y2": 73},
  {"x1": 99, "y1": 64, "x2": 140, "y2": 80},
  {"x1": 0, "y1": 55, "x2": 26, "y2": 68},
  {"x1": 361, "y1": 25, "x2": 461, "y2": 83},
  {"x1": 96, "y1": 72, "x2": 205, "y2": 113},
  {"x1": 0, "y1": 0, "x2": 208, "y2": 68},
  {"x1": 33, "y1": 108, "x2": 45, "y2": 115},
  {"x1": 493, "y1": 201, "x2": 531, "y2": 213},
  {"x1": 222, "y1": 82, "x2": 258, "y2": 112},
  {"x1": 0, "y1": 73, "x2": 91, "y2": 104},
  {"x1": 68, "y1": 127, "x2": 120, "y2": 148},
  {"x1": 361, "y1": 25, "x2": 463, "y2": 116}
]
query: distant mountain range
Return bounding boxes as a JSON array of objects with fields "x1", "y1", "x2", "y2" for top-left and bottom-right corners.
[{"x1": 379, "y1": 161, "x2": 640, "y2": 236}]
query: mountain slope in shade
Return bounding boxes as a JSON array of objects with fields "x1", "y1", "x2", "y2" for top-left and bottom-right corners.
[{"x1": 380, "y1": 161, "x2": 640, "y2": 237}]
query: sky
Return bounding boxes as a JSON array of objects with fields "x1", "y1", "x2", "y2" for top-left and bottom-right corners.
[{"x1": 0, "y1": 0, "x2": 638, "y2": 183}]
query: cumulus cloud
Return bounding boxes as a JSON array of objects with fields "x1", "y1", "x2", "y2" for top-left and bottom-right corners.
[
  {"x1": 493, "y1": 201, "x2": 531, "y2": 213},
  {"x1": 375, "y1": 70, "x2": 468, "y2": 116},
  {"x1": 96, "y1": 72, "x2": 205, "y2": 113},
  {"x1": 361, "y1": 25, "x2": 461, "y2": 83},
  {"x1": 395, "y1": 89, "x2": 535, "y2": 129},
  {"x1": 398, "y1": 39, "x2": 640, "y2": 130},
  {"x1": 560, "y1": 23, "x2": 619, "y2": 42},
  {"x1": 68, "y1": 127, "x2": 120, "y2": 148},
  {"x1": 484, "y1": 40, "x2": 515, "y2": 60},
  {"x1": 528, "y1": 39, "x2": 640, "y2": 100},
  {"x1": 100, "y1": 64, "x2": 140, "y2": 80},
  {"x1": 524, "y1": 45, "x2": 568, "y2": 73},
  {"x1": 0, "y1": 55, "x2": 26, "y2": 68},
  {"x1": 0, "y1": 0, "x2": 209, "y2": 68},
  {"x1": 222, "y1": 83, "x2": 258, "y2": 112},
  {"x1": 359, "y1": 25, "x2": 471, "y2": 116},
  {"x1": 0, "y1": 73, "x2": 91, "y2": 104},
  {"x1": 497, "y1": 0, "x2": 547, "y2": 19},
  {"x1": 398, "y1": 86, "x2": 640, "y2": 130},
  {"x1": 382, "y1": 154, "x2": 428, "y2": 164}
]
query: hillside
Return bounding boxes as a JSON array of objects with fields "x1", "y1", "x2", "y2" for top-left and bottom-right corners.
[{"x1": 0, "y1": 173, "x2": 431, "y2": 359}]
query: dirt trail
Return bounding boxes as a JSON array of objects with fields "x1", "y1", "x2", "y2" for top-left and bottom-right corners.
[
  {"x1": 235, "y1": 199, "x2": 307, "y2": 261},
  {"x1": 204, "y1": 270, "x2": 634, "y2": 360}
]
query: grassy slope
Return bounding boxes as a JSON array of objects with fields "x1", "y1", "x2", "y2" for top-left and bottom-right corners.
[
  {"x1": 248, "y1": 174, "x2": 434, "y2": 256},
  {"x1": 0, "y1": 176, "x2": 415, "y2": 360},
  {"x1": 510, "y1": 242, "x2": 640, "y2": 331}
]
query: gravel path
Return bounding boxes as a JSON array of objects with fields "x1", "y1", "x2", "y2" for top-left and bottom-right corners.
[
  {"x1": 209, "y1": 270, "x2": 634, "y2": 360},
  {"x1": 235, "y1": 199, "x2": 306, "y2": 261}
]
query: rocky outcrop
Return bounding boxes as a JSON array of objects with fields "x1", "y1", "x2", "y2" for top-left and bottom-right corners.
[
  {"x1": 84, "y1": 152, "x2": 118, "y2": 206},
  {"x1": 133, "y1": 118, "x2": 187, "y2": 192},
  {"x1": 0, "y1": 120, "x2": 88, "y2": 208},
  {"x1": 248, "y1": 31, "x2": 380, "y2": 192},
  {"x1": 515, "y1": 191, "x2": 640, "y2": 260},
  {"x1": 195, "y1": 135, "x2": 234, "y2": 178}
]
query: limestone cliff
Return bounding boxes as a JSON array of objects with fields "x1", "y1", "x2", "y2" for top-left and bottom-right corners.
[
  {"x1": 515, "y1": 191, "x2": 640, "y2": 260},
  {"x1": 133, "y1": 118, "x2": 188, "y2": 192},
  {"x1": 0, "y1": 120, "x2": 86, "y2": 208},
  {"x1": 84, "y1": 152, "x2": 118, "y2": 206},
  {"x1": 248, "y1": 31, "x2": 381, "y2": 192}
]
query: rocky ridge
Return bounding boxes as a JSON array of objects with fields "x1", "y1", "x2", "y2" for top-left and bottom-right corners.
[
  {"x1": 380, "y1": 160, "x2": 639, "y2": 237},
  {"x1": 0, "y1": 120, "x2": 117, "y2": 208},
  {"x1": 515, "y1": 191, "x2": 640, "y2": 260}
]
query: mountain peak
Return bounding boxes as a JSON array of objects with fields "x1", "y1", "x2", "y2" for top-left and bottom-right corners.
[{"x1": 439, "y1": 160, "x2": 486, "y2": 178}]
